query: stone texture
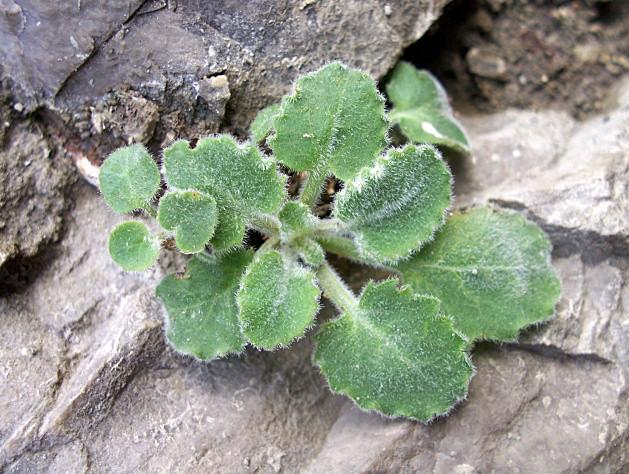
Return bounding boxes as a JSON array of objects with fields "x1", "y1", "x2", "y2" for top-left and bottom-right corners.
[
  {"x1": 0, "y1": 121, "x2": 74, "y2": 268},
  {"x1": 0, "y1": 0, "x2": 449, "y2": 152}
]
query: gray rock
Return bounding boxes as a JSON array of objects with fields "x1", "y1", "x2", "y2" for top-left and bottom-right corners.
[
  {"x1": 0, "y1": 0, "x2": 450, "y2": 146},
  {"x1": 0, "y1": 122, "x2": 74, "y2": 268}
]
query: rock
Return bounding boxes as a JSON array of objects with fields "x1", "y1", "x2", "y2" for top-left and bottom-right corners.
[
  {"x1": 466, "y1": 46, "x2": 509, "y2": 81},
  {"x1": 0, "y1": 0, "x2": 451, "y2": 147},
  {"x1": 0, "y1": 122, "x2": 74, "y2": 269}
]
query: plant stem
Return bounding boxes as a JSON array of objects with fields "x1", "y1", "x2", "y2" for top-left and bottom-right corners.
[
  {"x1": 258, "y1": 235, "x2": 279, "y2": 252},
  {"x1": 300, "y1": 167, "x2": 328, "y2": 209},
  {"x1": 316, "y1": 261, "x2": 359, "y2": 314},
  {"x1": 250, "y1": 214, "x2": 281, "y2": 238}
]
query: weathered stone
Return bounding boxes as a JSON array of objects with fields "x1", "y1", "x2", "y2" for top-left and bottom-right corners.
[
  {"x1": 0, "y1": 122, "x2": 74, "y2": 268},
  {"x1": 0, "y1": 0, "x2": 450, "y2": 146}
]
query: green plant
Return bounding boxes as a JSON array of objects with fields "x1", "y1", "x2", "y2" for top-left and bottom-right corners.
[{"x1": 98, "y1": 62, "x2": 560, "y2": 421}]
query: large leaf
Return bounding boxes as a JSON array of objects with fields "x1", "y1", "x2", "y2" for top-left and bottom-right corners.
[
  {"x1": 334, "y1": 144, "x2": 452, "y2": 262},
  {"x1": 396, "y1": 208, "x2": 561, "y2": 342},
  {"x1": 163, "y1": 136, "x2": 285, "y2": 251},
  {"x1": 387, "y1": 62, "x2": 470, "y2": 154},
  {"x1": 250, "y1": 103, "x2": 280, "y2": 143},
  {"x1": 108, "y1": 221, "x2": 159, "y2": 272},
  {"x1": 237, "y1": 250, "x2": 320, "y2": 350},
  {"x1": 270, "y1": 62, "x2": 388, "y2": 182},
  {"x1": 99, "y1": 144, "x2": 161, "y2": 213},
  {"x1": 157, "y1": 190, "x2": 218, "y2": 254},
  {"x1": 156, "y1": 251, "x2": 253, "y2": 360},
  {"x1": 314, "y1": 280, "x2": 473, "y2": 421}
]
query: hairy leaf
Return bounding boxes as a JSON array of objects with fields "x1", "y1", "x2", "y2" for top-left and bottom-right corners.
[
  {"x1": 238, "y1": 250, "x2": 320, "y2": 350},
  {"x1": 278, "y1": 201, "x2": 316, "y2": 238},
  {"x1": 293, "y1": 237, "x2": 326, "y2": 267},
  {"x1": 270, "y1": 62, "x2": 388, "y2": 181},
  {"x1": 335, "y1": 144, "x2": 452, "y2": 262},
  {"x1": 250, "y1": 103, "x2": 280, "y2": 143},
  {"x1": 156, "y1": 251, "x2": 253, "y2": 360},
  {"x1": 108, "y1": 221, "x2": 159, "y2": 271},
  {"x1": 387, "y1": 62, "x2": 470, "y2": 154},
  {"x1": 157, "y1": 190, "x2": 218, "y2": 254},
  {"x1": 163, "y1": 136, "x2": 285, "y2": 251},
  {"x1": 314, "y1": 280, "x2": 472, "y2": 421},
  {"x1": 396, "y1": 208, "x2": 561, "y2": 342},
  {"x1": 99, "y1": 144, "x2": 161, "y2": 213}
]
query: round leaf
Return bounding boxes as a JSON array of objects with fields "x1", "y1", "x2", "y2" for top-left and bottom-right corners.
[
  {"x1": 108, "y1": 221, "x2": 159, "y2": 272},
  {"x1": 270, "y1": 62, "x2": 388, "y2": 181},
  {"x1": 156, "y1": 251, "x2": 253, "y2": 360},
  {"x1": 335, "y1": 144, "x2": 452, "y2": 262},
  {"x1": 314, "y1": 280, "x2": 473, "y2": 421},
  {"x1": 99, "y1": 144, "x2": 161, "y2": 213},
  {"x1": 157, "y1": 190, "x2": 218, "y2": 254},
  {"x1": 396, "y1": 208, "x2": 562, "y2": 342},
  {"x1": 237, "y1": 250, "x2": 320, "y2": 350}
]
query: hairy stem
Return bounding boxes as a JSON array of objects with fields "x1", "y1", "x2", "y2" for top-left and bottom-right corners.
[
  {"x1": 316, "y1": 261, "x2": 359, "y2": 313},
  {"x1": 258, "y1": 235, "x2": 280, "y2": 252},
  {"x1": 250, "y1": 214, "x2": 281, "y2": 238},
  {"x1": 300, "y1": 168, "x2": 329, "y2": 209}
]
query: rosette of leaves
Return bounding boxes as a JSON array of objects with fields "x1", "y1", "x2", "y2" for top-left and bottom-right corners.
[{"x1": 99, "y1": 62, "x2": 560, "y2": 422}]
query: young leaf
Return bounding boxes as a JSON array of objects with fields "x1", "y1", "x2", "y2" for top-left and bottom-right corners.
[
  {"x1": 292, "y1": 237, "x2": 326, "y2": 267},
  {"x1": 99, "y1": 144, "x2": 161, "y2": 213},
  {"x1": 314, "y1": 280, "x2": 473, "y2": 421},
  {"x1": 157, "y1": 190, "x2": 218, "y2": 254},
  {"x1": 387, "y1": 62, "x2": 470, "y2": 154},
  {"x1": 334, "y1": 144, "x2": 452, "y2": 262},
  {"x1": 156, "y1": 250, "x2": 253, "y2": 360},
  {"x1": 250, "y1": 103, "x2": 280, "y2": 143},
  {"x1": 270, "y1": 62, "x2": 388, "y2": 182},
  {"x1": 278, "y1": 201, "x2": 316, "y2": 238},
  {"x1": 396, "y1": 208, "x2": 561, "y2": 342},
  {"x1": 108, "y1": 221, "x2": 159, "y2": 271},
  {"x1": 163, "y1": 136, "x2": 285, "y2": 251},
  {"x1": 237, "y1": 250, "x2": 320, "y2": 350}
]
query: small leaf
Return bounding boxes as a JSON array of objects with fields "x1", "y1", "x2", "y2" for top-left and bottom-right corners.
[
  {"x1": 250, "y1": 103, "x2": 281, "y2": 143},
  {"x1": 156, "y1": 250, "x2": 253, "y2": 360},
  {"x1": 99, "y1": 144, "x2": 161, "y2": 213},
  {"x1": 396, "y1": 207, "x2": 561, "y2": 342},
  {"x1": 293, "y1": 237, "x2": 326, "y2": 267},
  {"x1": 278, "y1": 201, "x2": 316, "y2": 238},
  {"x1": 238, "y1": 250, "x2": 320, "y2": 350},
  {"x1": 163, "y1": 136, "x2": 285, "y2": 251},
  {"x1": 387, "y1": 62, "x2": 470, "y2": 154},
  {"x1": 270, "y1": 62, "x2": 388, "y2": 181},
  {"x1": 335, "y1": 144, "x2": 452, "y2": 262},
  {"x1": 108, "y1": 221, "x2": 159, "y2": 271},
  {"x1": 157, "y1": 190, "x2": 218, "y2": 254},
  {"x1": 314, "y1": 280, "x2": 473, "y2": 421}
]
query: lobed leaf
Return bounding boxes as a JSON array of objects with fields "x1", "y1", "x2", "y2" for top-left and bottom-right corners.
[
  {"x1": 163, "y1": 136, "x2": 285, "y2": 251},
  {"x1": 156, "y1": 250, "x2": 253, "y2": 360},
  {"x1": 108, "y1": 221, "x2": 159, "y2": 272},
  {"x1": 396, "y1": 207, "x2": 561, "y2": 342},
  {"x1": 387, "y1": 62, "x2": 470, "y2": 154},
  {"x1": 99, "y1": 144, "x2": 161, "y2": 213},
  {"x1": 250, "y1": 103, "x2": 281, "y2": 143},
  {"x1": 314, "y1": 280, "x2": 473, "y2": 421},
  {"x1": 157, "y1": 190, "x2": 218, "y2": 254},
  {"x1": 270, "y1": 62, "x2": 388, "y2": 182},
  {"x1": 237, "y1": 250, "x2": 320, "y2": 350},
  {"x1": 334, "y1": 144, "x2": 452, "y2": 262}
]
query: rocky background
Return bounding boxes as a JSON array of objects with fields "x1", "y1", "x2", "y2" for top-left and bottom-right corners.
[{"x1": 0, "y1": 1, "x2": 627, "y2": 472}]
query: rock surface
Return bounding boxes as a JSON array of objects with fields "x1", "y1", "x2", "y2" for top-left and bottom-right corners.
[{"x1": 0, "y1": 0, "x2": 449, "y2": 148}]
